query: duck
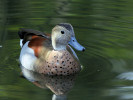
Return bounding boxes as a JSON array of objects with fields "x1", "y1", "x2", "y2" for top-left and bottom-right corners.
[{"x1": 18, "y1": 23, "x2": 85, "y2": 75}]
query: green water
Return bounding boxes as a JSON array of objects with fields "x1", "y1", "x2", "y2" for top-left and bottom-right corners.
[{"x1": 1, "y1": 0, "x2": 133, "y2": 100}]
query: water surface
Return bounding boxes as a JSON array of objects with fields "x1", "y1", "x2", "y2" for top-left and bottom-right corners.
[{"x1": 1, "y1": 0, "x2": 133, "y2": 100}]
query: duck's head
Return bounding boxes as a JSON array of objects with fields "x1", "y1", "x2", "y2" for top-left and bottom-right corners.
[{"x1": 52, "y1": 23, "x2": 85, "y2": 51}]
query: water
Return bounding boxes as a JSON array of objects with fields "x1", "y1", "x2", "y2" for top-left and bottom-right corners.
[{"x1": 0, "y1": 0, "x2": 133, "y2": 100}]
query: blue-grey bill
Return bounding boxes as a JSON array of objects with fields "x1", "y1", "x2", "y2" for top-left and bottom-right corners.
[{"x1": 68, "y1": 37, "x2": 85, "y2": 51}]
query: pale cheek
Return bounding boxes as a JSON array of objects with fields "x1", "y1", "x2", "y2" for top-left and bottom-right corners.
[{"x1": 64, "y1": 35, "x2": 71, "y2": 42}]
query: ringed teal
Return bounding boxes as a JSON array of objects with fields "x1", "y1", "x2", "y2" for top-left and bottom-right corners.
[{"x1": 18, "y1": 23, "x2": 85, "y2": 75}]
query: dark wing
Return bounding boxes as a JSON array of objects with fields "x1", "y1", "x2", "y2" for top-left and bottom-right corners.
[
  {"x1": 18, "y1": 28, "x2": 48, "y2": 39},
  {"x1": 18, "y1": 28, "x2": 50, "y2": 46}
]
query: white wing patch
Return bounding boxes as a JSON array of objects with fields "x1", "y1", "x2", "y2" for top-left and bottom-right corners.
[
  {"x1": 19, "y1": 41, "x2": 37, "y2": 71},
  {"x1": 20, "y1": 39, "x2": 23, "y2": 48}
]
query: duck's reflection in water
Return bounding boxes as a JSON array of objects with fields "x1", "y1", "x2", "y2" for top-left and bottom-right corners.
[{"x1": 21, "y1": 66, "x2": 77, "y2": 100}]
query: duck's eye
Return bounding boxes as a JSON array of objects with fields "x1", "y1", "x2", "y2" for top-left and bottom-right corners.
[{"x1": 61, "y1": 31, "x2": 64, "y2": 34}]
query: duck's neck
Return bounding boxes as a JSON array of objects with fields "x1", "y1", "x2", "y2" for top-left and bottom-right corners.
[{"x1": 52, "y1": 41, "x2": 66, "y2": 51}]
